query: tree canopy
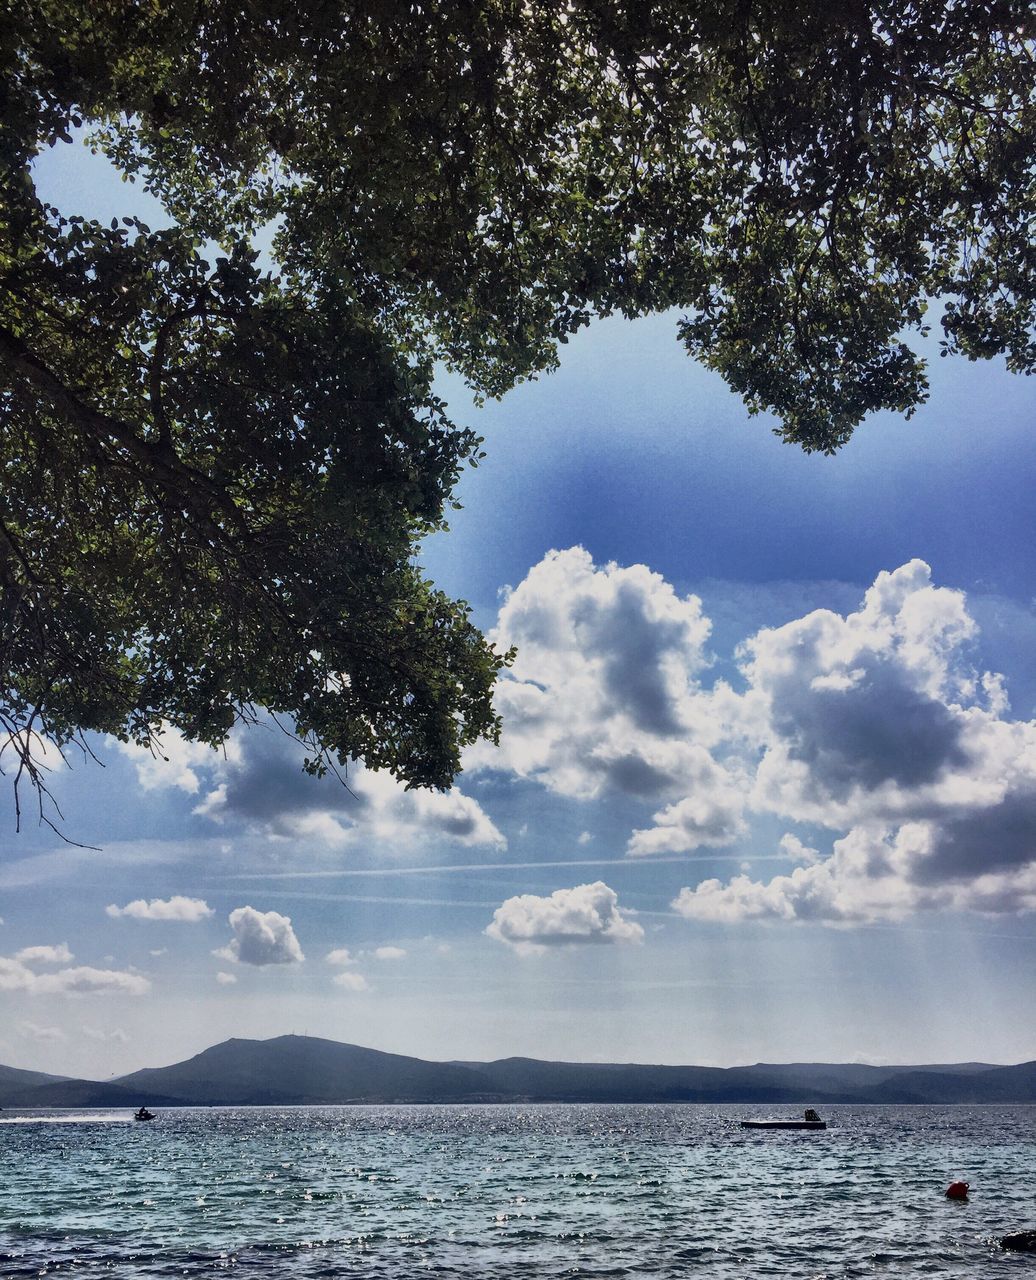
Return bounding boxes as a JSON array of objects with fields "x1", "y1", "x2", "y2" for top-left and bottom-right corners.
[{"x1": 1, "y1": 1, "x2": 1033, "y2": 826}]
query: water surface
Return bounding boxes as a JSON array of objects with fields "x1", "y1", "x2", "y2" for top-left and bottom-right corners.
[{"x1": 2, "y1": 1104, "x2": 1033, "y2": 1276}]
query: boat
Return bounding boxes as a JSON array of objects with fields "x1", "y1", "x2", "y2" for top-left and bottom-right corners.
[
  {"x1": 133, "y1": 1106, "x2": 156, "y2": 1122},
  {"x1": 740, "y1": 1108, "x2": 826, "y2": 1131}
]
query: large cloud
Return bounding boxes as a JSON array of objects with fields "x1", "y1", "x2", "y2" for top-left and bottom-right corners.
[
  {"x1": 215, "y1": 906, "x2": 305, "y2": 966},
  {"x1": 744, "y1": 560, "x2": 1004, "y2": 827},
  {"x1": 117, "y1": 732, "x2": 239, "y2": 794},
  {"x1": 486, "y1": 881, "x2": 644, "y2": 954},
  {"x1": 0, "y1": 949, "x2": 150, "y2": 995},
  {"x1": 475, "y1": 551, "x2": 1036, "y2": 920},
  {"x1": 106, "y1": 896, "x2": 213, "y2": 922},
  {"x1": 122, "y1": 721, "x2": 504, "y2": 852},
  {"x1": 673, "y1": 562, "x2": 1036, "y2": 921},
  {"x1": 467, "y1": 547, "x2": 748, "y2": 852}
]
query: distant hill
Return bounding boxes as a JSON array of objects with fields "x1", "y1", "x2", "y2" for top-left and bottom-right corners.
[
  {"x1": 870, "y1": 1060, "x2": 1036, "y2": 1104},
  {"x1": 114, "y1": 1036, "x2": 495, "y2": 1105},
  {"x1": 10, "y1": 1079, "x2": 189, "y2": 1108},
  {"x1": 1, "y1": 1036, "x2": 1033, "y2": 1108},
  {"x1": 0, "y1": 1062, "x2": 69, "y2": 1105}
]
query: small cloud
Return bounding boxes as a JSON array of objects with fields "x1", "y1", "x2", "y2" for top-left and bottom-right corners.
[
  {"x1": 106, "y1": 896, "x2": 213, "y2": 922},
  {"x1": 117, "y1": 727, "x2": 236, "y2": 795},
  {"x1": 0, "y1": 955, "x2": 150, "y2": 996},
  {"x1": 149, "y1": 948, "x2": 168, "y2": 957},
  {"x1": 325, "y1": 947, "x2": 355, "y2": 967},
  {"x1": 215, "y1": 971, "x2": 237, "y2": 985},
  {"x1": 15, "y1": 943, "x2": 73, "y2": 966},
  {"x1": 18, "y1": 1020, "x2": 66, "y2": 1043},
  {"x1": 779, "y1": 833, "x2": 820, "y2": 865},
  {"x1": 81, "y1": 1026, "x2": 130, "y2": 1044},
  {"x1": 577, "y1": 831, "x2": 593, "y2": 845},
  {"x1": 371, "y1": 946, "x2": 406, "y2": 962},
  {"x1": 332, "y1": 971, "x2": 369, "y2": 992},
  {"x1": 214, "y1": 906, "x2": 304, "y2": 967},
  {"x1": 486, "y1": 882, "x2": 645, "y2": 955}
]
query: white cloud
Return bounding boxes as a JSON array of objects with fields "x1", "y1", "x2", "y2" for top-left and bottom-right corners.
[
  {"x1": 469, "y1": 549, "x2": 730, "y2": 808},
  {"x1": 0, "y1": 955, "x2": 150, "y2": 996},
  {"x1": 215, "y1": 906, "x2": 304, "y2": 966},
  {"x1": 106, "y1": 896, "x2": 213, "y2": 922},
  {"x1": 117, "y1": 728, "x2": 238, "y2": 794},
  {"x1": 486, "y1": 881, "x2": 645, "y2": 955},
  {"x1": 325, "y1": 947, "x2": 355, "y2": 967},
  {"x1": 626, "y1": 749, "x2": 748, "y2": 855},
  {"x1": 82, "y1": 1026, "x2": 130, "y2": 1043},
  {"x1": 371, "y1": 946, "x2": 406, "y2": 961},
  {"x1": 779, "y1": 833, "x2": 820, "y2": 865},
  {"x1": 15, "y1": 943, "x2": 73, "y2": 965},
  {"x1": 215, "y1": 971, "x2": 238, "y2": 985},
  {"x1": 332, "y1": 971, "x2": 369, "y2": 992},
  {"x1": 673, "y1": 562, "x2": 1036, "y2": 922},
  {"x1": 124, "y1": 719, "x2": 508, "y2": 853},
  {"x1": 18, "y1": 1020, "x2": 66, "y2": 1043},
  {"x1": 577, "y1": 831, "x2": 593, "y2": 845},
  {"x1": 476, "y1": 553, "x2": 1036, "y2": 923}
]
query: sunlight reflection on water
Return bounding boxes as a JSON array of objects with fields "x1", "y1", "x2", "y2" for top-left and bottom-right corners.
[{"x1": 1, "y1": 1104, "x2": 1033, "y2": 1277}]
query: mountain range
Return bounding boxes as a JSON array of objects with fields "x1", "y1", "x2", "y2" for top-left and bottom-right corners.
[{"x1": 1, "y1": 1036, "x2": 1034, "y2": 1108}]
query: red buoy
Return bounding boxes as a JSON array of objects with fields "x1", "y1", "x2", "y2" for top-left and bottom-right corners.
[{"x1": 945, "y1": 1181, "x2": 970, "y2": 1200}]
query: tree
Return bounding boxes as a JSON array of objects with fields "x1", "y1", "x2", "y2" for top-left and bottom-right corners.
[{"x1": 1, "y1": 1, "x2": 1033, "y2": 826}]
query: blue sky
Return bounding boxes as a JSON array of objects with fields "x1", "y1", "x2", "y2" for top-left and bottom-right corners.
[{"x1": 1, "y1": 143, "x2": 1034, "y2": 1079}]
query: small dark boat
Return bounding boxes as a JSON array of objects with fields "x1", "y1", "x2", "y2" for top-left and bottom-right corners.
[
  {"x1": 134, "y1": 1106, "x2": 156, "y2": 1122},
  {"x1": 741, "y1": 1108, "x2": 826, "y2": 1131}
]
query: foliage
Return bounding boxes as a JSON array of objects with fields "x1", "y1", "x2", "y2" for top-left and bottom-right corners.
[{"x1": 1, "y1": 1, "x2": 1033, "y2": 825}]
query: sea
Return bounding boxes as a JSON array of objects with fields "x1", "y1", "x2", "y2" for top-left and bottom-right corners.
[{"x1": 1, "y1": 1104, "x2": 1033, "y2": 1277}]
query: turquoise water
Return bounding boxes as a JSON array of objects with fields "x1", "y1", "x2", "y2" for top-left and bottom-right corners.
[{"x1": 1, "y1": 1104, "x2": 1034, "y2": 1276}]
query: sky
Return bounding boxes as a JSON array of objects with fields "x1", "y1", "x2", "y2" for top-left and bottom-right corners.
[{"x1": 2, "y1": 141, "x2": 1035, "y2": 1080}]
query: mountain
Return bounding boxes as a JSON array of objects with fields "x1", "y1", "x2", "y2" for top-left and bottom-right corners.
[
  {"x1": 10, "y1": 1079, "x2": 188, "y2": 1108},
  {"x1": 0, "y1": 1062, "x2": 69, "y2": 1105},
  {"x1": 463, "y1": 1057, "x2": 1015, "y2": 1104},
  {"x1": 1, "y1": 1037, "x2": 1033, "y2": 1107},
  {"x1": 113, "y1": 1036, "x2": 496, "y2": 1105},
  {"x1": 870, "y1": 1060, "x2": 1036, "y2": 1104}
]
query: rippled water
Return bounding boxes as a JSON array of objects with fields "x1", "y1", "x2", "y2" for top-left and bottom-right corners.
[{"x1": 1, "y1": 1104, "x2": 1034, "y2": 1277}]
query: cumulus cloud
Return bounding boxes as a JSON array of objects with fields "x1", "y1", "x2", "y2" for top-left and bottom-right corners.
[
  {"x1": 215, "y1": 971, "x2": 238, "y2": 985},
  {"x1": 120, "y1": 718, "x2": 506, "y2": 853},
  {"x1": 743, "y1": 560, "x2": 998, "y2": 828},
  {"x1": 18, "y1": 1020, "x2": 66, "y2": 1043},
  {"x1": 0, "y1": 955, "x2": 150, "y2": 996},
  {"x1": 82, "y1": 1026, "x2": 130, "y2": 1043},
  {"x1": 196, "y1": 743, "x2": 506, "y2": 851},
  {"x1": 15, "y1": 943, "x2": 73, "y2": 965},
  {"x1": 325, "y1": 947, "x2": 355, "y2": 966},
  {"x1": 672, "y1": 562, "x2": 1036, "y2": 922},
  {"x1": 469, "y1": 548, "x2": 727, "y2": 805},
  {"x1": 627, "y1": 749, "x2": 749, "y2": 855},
  {"x1": 106, "y1": 896, "x2": 213, "y2": 922},
  {"x1": 117, "y1": 728, "x2": 238, "y2": 794},
  {"x1": 371, "y1": 946, "x2": 406, "y2": 961},
  {"x1": 332, "y1": 970, "x2": 369, "y2": 991},
  {"x1": 486, "y1": 881, "x2": 644, "y2": 955},
  {"x1": 215, "y1": 906, "x2": 304, "y2": 966},
  {"x1": 474, "y1": 552, "x2": 1036, "y2": 922}
]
